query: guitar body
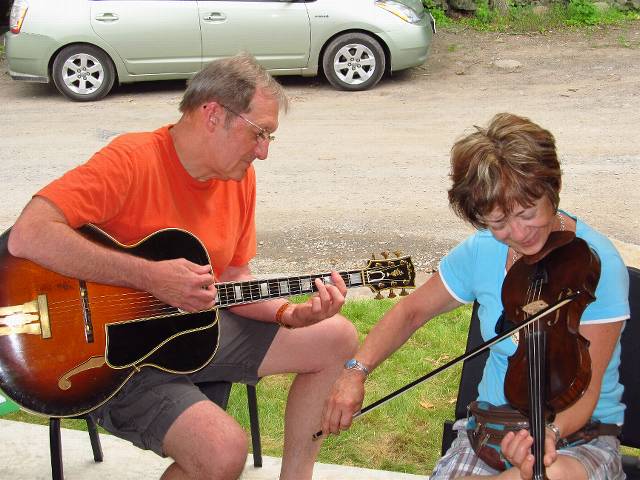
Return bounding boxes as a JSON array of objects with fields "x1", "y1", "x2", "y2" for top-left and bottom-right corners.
[{"x1": 0, "y1": 226, "x2": 219, "y2": 417}]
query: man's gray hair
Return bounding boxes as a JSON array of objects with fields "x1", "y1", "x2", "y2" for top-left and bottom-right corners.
[{"x1": 179, "y1": 53, "x2": 289, "y2": 116}]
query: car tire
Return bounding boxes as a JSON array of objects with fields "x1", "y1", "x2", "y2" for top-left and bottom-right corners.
[
  {"x1": 322, "y1": 33, "x2": 386, "y2": 91},
  {"x1": 52, "y1": 44, "x2": 116, "y2": 102}
]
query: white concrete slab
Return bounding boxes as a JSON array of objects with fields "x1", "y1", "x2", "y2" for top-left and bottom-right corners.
[{"x1": 0, "y1": 419, "x2": 429, "y2": 479}]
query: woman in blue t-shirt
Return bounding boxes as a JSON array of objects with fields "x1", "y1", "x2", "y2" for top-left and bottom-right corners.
[{"x1": 322, "y1": 113, "x2": 629, "y2": 480}]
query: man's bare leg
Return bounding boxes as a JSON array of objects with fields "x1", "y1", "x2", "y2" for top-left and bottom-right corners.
[
  {"x1": 258, "y1": 315, "x2": 359, "y2": 480},
  {"x1": 161, "y1": 400, "x2": 248, "y2": 480}
]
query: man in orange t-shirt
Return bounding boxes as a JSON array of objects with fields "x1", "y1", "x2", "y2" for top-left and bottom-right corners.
[{"x1": 8, "y1": 54, "x2": 358, "y2": 480}]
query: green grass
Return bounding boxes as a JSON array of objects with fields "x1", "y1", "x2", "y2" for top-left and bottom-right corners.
[
  {"x1": 223, "y1": 298, "x2": 472, "y2": 474},
  {"x1": 2, "y1": 299, "x2": 471, "y2": 475},
  {"x1": 424, "y1": 0, "x2": 640, "y2": 33}
]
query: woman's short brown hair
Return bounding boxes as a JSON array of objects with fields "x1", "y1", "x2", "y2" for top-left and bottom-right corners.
[{"x1": 448, "y1": 113, "x2": 562, "y2": 229}]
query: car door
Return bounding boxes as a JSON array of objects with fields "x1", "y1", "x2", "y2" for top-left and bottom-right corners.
[
  {"x1": 198, "y1": 0, "x2": 311, "y2": 71},
  {"x1": 90, "y1": 0, "x2": 201, "y2": 76}
]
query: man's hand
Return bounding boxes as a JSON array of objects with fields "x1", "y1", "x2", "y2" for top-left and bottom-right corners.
[
  {"x1": 284, "y1": 271, "x2": 347, "y2": 327},
  {"x1": 143, "y1": 258, "x2": 217, "y2": 312},
  {"x1": 321, "y1": 369, "x2": 366, "y2": 436}
]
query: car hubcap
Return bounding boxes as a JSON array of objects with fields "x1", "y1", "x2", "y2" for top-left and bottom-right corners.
[
  {"x1": 333, "y1": 43, "x2": 376, "y2": 86},
  {"x1": 61, "y1": 53, "x2": 104, "y2": 95}
]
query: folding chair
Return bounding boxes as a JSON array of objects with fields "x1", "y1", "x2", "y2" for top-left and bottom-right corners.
[
  {"x1": 619, "y1": 266, "x2": 640, "y2": 478},
  {"x1": 440, "y1": 267, "x2": 639, "y2": 478},
  {"x1": 440, "y1": 301, "x2": 486, "y2": 456},
  {"x1": 49, "y1": 383, "x2": 262, "y2": 480}
]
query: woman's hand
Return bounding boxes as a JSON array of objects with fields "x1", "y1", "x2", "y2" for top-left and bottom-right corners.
[
  {"x1": 321, "y1": 369, "x2": 366, "y2": 436},
  {"x1": 500, "y1": 428, "x2": 558, "y2": 479}
]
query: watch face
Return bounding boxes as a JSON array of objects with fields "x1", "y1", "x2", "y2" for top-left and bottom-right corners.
[{"x1": 344, "y1": 359, "x2": 369, "y2": 376}]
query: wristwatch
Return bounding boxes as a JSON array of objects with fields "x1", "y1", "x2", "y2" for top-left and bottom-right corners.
[{"x1": 344, "y1": 358, "x2": 370, "y2": 377}]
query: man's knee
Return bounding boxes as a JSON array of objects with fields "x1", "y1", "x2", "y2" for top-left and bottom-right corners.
[
  {"x1": 329, "y1": 314, "x2": 359, "y2": 356},
  {"x1": 212, "y1": 425, "x2": 249, "y2": 478},
  {"x1": 188, "y1": 423, "x2": 248, "y2": 480},
  {"x1": 164, "y1": 402, "x2": 249, "y2": 479}
]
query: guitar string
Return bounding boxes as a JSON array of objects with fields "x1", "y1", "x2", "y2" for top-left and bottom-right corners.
[
  {"x1": 41, "y1": 265, "x2": 406, "y2": 312},
  {"x1": 15, "y1": 265, "x2": 409, "y2": 327},
  {"x1": 42, "y1": 265, "x2": 403, "y2": 310},
  {"x1": 44, "y1": 268, "x2": 370, "y2": 313},
  {"x1": 42, "y1": 275, "x2": 333, "y2": 308}
]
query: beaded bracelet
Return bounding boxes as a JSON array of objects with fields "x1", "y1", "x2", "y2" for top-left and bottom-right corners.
[{"x1": 275, "y1": 302, "x2": 293, "y2": 329}]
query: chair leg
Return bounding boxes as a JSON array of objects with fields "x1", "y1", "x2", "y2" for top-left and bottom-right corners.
[
  {"x1": 246, "y1": 385, "x2": 262, "y2": 468},
  {"x1": 85, "y1": 416, "x2": 103, "y2": 462},
  {"x1": 49, "y1": 418, "x2": 64, "y2": 480}
]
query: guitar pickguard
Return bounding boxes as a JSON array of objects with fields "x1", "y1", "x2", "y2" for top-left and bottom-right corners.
[{"x1": 105, "y1": 312, "x2": 219, "y2": 373}]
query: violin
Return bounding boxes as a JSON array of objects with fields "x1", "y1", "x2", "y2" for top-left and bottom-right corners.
[{"x1": 502, "y1": 230, "x2": 601, "y2": 479}]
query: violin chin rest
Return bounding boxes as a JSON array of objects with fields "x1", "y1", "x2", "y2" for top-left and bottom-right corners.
[{"x1": 523, "y1": 231, "x2": 576, "y2": 264}]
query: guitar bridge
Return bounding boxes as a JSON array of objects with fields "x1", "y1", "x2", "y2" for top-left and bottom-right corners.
[{"x1": 0, "y1": 294, "x2": 51, "y2": 338}]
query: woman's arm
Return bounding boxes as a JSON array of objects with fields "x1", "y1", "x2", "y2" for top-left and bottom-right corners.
[{"x1": 321, "y1": 272, "x2": 461, "y2": 434}]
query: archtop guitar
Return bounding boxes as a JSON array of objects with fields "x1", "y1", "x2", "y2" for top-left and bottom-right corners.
[{"x1": 0, "y1": 225, "x2": 415, "y2": 417}]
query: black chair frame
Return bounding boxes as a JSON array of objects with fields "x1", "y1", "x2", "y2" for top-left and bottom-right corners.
[{"x1": 49, "y1": 382, "x2": 262, "y2": 480}]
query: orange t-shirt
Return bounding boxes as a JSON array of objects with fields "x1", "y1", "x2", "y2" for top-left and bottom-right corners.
[{"x1": 37, "y1": 126, "x2": 256, "y2": 277}]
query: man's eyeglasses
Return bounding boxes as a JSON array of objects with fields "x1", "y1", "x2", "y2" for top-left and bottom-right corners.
[{"x1": 221, "y1": 105, "x2": 275, "y2": 143}]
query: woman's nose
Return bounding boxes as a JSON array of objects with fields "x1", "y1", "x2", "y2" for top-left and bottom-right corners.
[{"x1": 509, "y1": 219, "x2": 528, "y2": 242}]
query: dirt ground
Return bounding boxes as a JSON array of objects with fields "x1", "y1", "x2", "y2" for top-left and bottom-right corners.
[{"x1": 1, "y1": 25, "x2": 639, "y2": 285}]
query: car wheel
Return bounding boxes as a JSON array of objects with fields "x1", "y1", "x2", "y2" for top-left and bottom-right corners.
[
  {"x1": 322, "y1": 33, "x2": 386, "y2": 91},
  {"x1": 52, "y1": 45, "x2": 116, "y2": 102}
]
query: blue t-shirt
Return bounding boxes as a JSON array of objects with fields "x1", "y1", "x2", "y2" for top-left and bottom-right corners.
[{"x1": 439, "y1": 213, "x2": 629, "y2": 425}]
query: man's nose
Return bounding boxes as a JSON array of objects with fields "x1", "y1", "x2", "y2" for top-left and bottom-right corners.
[{"x1": 255, "y1": 140, "x2": 270, "y2": 160}]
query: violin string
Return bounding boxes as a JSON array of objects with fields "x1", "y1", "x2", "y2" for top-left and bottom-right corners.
[
  {"x1": 525, "y1": 276, "x2": 546, "y2": 475},
  {"x1": 535, "y1": 277, "x2": 546, "y2": 475}
]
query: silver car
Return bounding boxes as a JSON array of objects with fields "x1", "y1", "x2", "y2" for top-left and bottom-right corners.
[{"x1": 5, "y1": 0, "x2": 435, "y2": 102}]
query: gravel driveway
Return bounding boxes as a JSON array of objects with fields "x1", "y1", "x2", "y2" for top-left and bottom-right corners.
[{"x1": 1, "y1": 25, "x2": 638, "y2": 286}]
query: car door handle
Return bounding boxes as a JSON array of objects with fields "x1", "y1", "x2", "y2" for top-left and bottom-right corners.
[
  {"x1": 95, "y1": 13, "x2": 119, "y2": 22},
  {"x1": 202, "y1": 12, "x2": 227, "y2": 22}
]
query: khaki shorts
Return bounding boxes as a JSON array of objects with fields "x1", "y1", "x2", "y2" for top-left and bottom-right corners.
[{"x1": 91, "y1": 310, "x2": 279, "y2": 456}]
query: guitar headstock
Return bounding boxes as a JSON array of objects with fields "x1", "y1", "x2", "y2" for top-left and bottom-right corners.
[{"x1": 363, "y1": 252, "x2": 416, "y2": 299}]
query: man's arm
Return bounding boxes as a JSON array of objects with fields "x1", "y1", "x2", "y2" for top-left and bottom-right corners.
[{"x1": 8, "y1": 196, "x2": 216, "y2": 312}]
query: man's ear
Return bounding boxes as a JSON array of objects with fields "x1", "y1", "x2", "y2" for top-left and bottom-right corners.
[{"x1": 202, "y1": 101, "x2": 223, "y2": 131}]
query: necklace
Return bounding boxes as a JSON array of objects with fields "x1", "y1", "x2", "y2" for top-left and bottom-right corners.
[{"x1": 511, "y1": 212, "x2": 565, "y2": 266}]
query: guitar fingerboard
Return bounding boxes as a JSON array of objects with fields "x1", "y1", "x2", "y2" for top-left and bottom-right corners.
[{"x1": 215, "y1": 270, "x2": 365, "y2": 308}]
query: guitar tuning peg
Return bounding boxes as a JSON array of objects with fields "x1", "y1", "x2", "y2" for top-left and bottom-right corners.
[
  {"x1": 374, "y1": 291, "x2": 383, "y2": 300},
  {"x1": 400, "y1": 288, "x2": 409, "y2": 296},
  {"x1": 381, "y1": 251, "x2": 389, "y2": 259},
  {"x1": 394, "y1": 250, "x2": 403, "y2": 258},
  {"x1": 388, "y1": 289, "x2": 397, "y2": 299}
]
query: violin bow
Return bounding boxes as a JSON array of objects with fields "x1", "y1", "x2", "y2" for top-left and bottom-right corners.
[{"x1": 313, "y1": 291, "x2": 581, "y2": 440}]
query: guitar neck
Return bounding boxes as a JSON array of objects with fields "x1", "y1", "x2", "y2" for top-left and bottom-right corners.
[{"x1": 214, "y1": 270, "x2": 366, "y2": 308}]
